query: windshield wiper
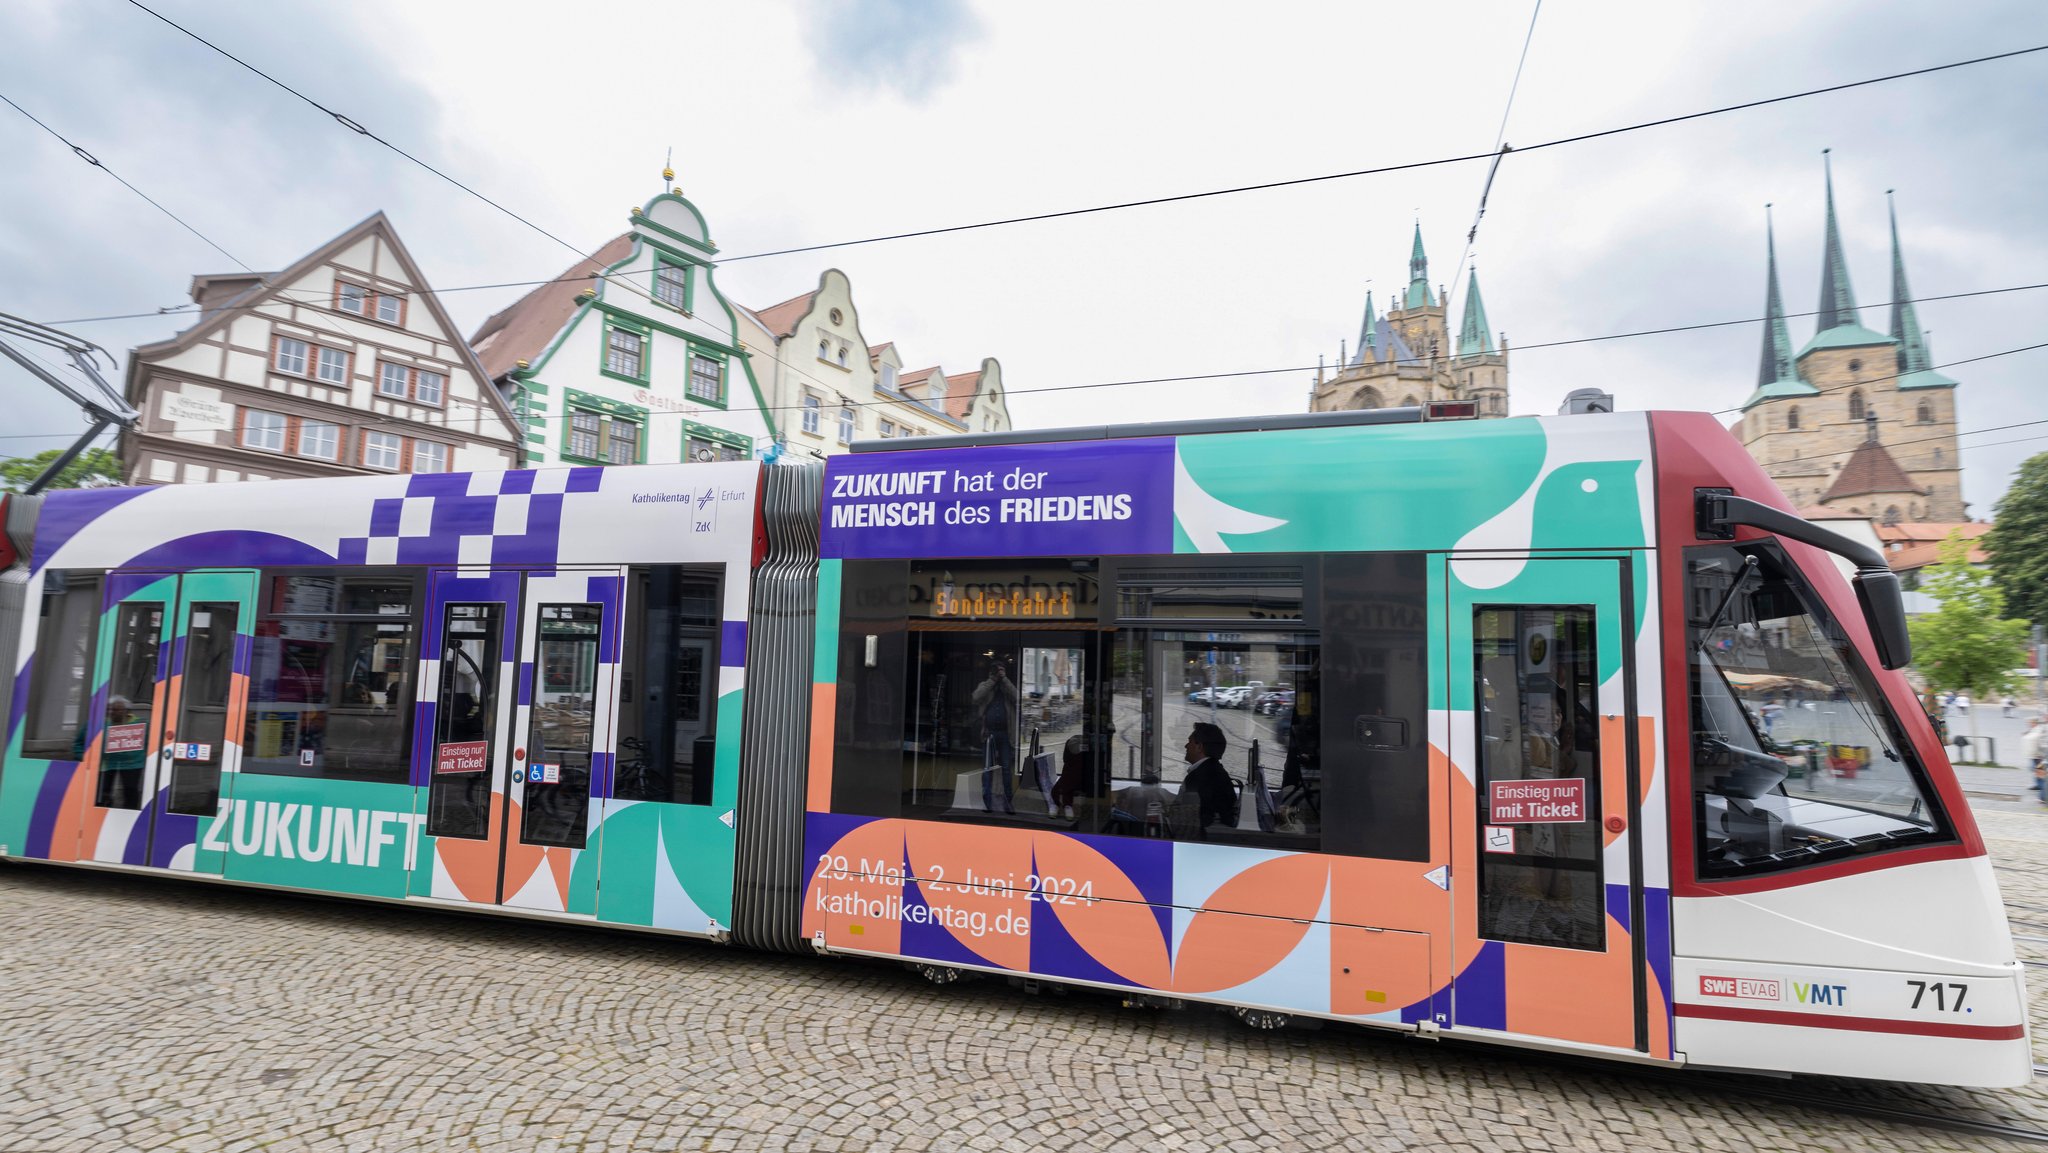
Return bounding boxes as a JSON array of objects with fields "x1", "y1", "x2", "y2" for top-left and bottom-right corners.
[{"x1": 1696, "y1": 555, "x2": 1759, "y2": 651}]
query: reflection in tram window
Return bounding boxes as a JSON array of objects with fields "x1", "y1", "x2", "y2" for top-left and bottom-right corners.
[
  {"x1": 522, "y1": 604, "x2": 600, "y2": 848},
  {"x1": 614, "y1": 565, "x2": 724, "y2": 805},
  {"x1": 832, "y1": 555, "x2": 1449, "y2": 856},
  {"x1": 1687, "y1": 543, "x2": 1950, "y2": 877},
  {"x1": 242, "y1": 570, "x2": 421, "y2": 785},
  {"x1": 23, "y1": 570, "x2": 103, "y2": 761},
  {"x1": 1472, "y1": 605, "x2": 1604, "y2": 951},
  {"x1": 427, "y1": 603, "x2": 503, "y2": 840},
  {"x1": 167, "y1": 601, "x2": 240, "y2": 816}
]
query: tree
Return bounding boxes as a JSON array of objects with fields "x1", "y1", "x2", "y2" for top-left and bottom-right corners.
[
  {"x1": 0, "y1": 447, "x2": 123, "y2": 492},
  {"x1": 1908, "y1": 533, "x2": 2029, "y2": 754},
  {"x1": 1986, "y1": 451, "x2": 2048, "y2": 626}
]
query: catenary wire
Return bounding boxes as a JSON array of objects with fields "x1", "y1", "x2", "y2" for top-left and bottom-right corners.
[
  {"x1": 0, "y1": 91, "x2": 249, "y2": 270},
  {"x1": 114, "y1": 0, "x2": 2046, "y2": 267},
  {"x1": 1440, "y1": 0, "x2": 1543, "y2": 352}
]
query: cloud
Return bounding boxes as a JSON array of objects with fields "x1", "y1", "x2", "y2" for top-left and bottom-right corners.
[{"x1": 807, "y1": 0, "x2": 985, "y2": 100}]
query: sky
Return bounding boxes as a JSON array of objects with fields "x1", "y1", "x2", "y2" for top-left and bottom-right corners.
[{"x1": 2, "y1": 0, "x2": 2044, "y2": 515}]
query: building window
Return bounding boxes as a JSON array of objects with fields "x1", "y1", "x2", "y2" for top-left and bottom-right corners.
[
  {"x1": 376, "y1": 362, "x2": 445, "y2": 406},
  {"x1": 337, "y1": 282, "x2": 369, "y2": 316},
  {"x1": 686, "y1": 436, "x2": 746, "y2": 463},
  {"x1": 413, "y1": 441, "x2": 449, "y2": 473},
  {"x1": 1917, "y1": 402, "x2": 1933, "y2": 424},
  {"x1": 882, "y1": 363, "x2": 898, "y2": 391},
  {"x1": 242, "y1": 410, "x2": 287, "y2": 452},
  {"x1": 315, "y1": 346, "x2": 350, "y2": 385},
  {"x1": 1848, "y1": 359, "x2": 1863, "y2": 373},
  {"x1": 878, "y1": 419, "x2": 895, "y2": 438},
  {"x1": 1787, "y1": 406, "x2": 1800, "y2": 430},
  {"x1": 567, "y1": 408, "x2": 640, "y2": 464},
  {"x1": 653, "y1": 261, "x2": 689, "y2": 309},
  {"x1": 606, "y1": 328, "x2": 645, "y2": 379},
  {"x1": 362, "y1": 431, "x2": 403, "y2": 471},
  {"x1": 802, "y1": 395, "x2": 821, "y2": 435},
  {"x1": 1848, "y1": 391, "x2": 1865, "y2": 421},
  {"x1": 687, "y1": 354, "x2": 724, "y2": 403},
  {"x1": 837, "y1": 344, "x2": 848, "y2": 367},
  {"x1": 838, "y1": 406, "x2": 856, "y2": 444},
  {"x1": 376, "y1": 292, "x2": 403, "y2": 326},
  {"x1": 818, "y1": 338, "x2": 830, "y2": 360},
  {"x1": 274, "y1": 336, "x2": 310, "y2": 376},
  {"x1": 298, "y1": 420, "x2": 339, "y2": 461}
]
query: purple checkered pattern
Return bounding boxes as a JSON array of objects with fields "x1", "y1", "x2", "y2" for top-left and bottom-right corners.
[{"x1": 334, "y1": 467, "x2": 604, "y2": 567}]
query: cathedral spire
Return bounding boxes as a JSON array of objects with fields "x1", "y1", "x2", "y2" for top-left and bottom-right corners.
[
  {"x1": 1355, "y1": 289, "x2": 1377, "y2": 363},
  {"x1": 1743, "y1": 205, "x2": 1819, "y2": 411},
  {"x1": 1757, "y1": 206, "x2": 1796, "y2": 388},
  {"x1": 1404, "y1": 222, "x2": 1434, "y2": 309},
  {"x1": 1887, "y1": 191, "x2": 1958, "y2": 391},
  {"x1": 1457, "y1": 268, "x2": 1493, "y2": 356},
  {"x1": 1815, "y1": 149, "x2": 1861, "y2": 332}
]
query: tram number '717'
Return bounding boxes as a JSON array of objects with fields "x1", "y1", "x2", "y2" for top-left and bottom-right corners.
[{"x1": 1907, "y1": 979, "x2": 1968, "y2": 1012}]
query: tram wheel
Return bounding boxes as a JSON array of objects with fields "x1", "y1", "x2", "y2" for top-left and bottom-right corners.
[
  {"x1": 910, "y1": 962, "x2": 964, "y2": 985},
  {"x1": 1232, "y1": 1006, "x2": 1291, "y2": 1031}
]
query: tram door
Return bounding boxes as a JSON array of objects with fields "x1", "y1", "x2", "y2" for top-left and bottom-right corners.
[
  {"x1": 1444, "y1": 555, "x2": 1647, "y2": 1052},
  {"x1": 85, "y1": 570, "x2": 257, "y2": 872},
  {"x1": 416, "y1": 568, "x2": 621, "y2": 912}
]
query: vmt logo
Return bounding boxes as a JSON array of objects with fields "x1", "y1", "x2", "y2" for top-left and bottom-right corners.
[{"x1": 1793, "y1": 980, "x2": 1848, "y2": 1007}]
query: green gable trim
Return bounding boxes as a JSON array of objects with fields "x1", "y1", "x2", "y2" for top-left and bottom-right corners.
[
  {"x1": 680, "y1": 419, "x2": 752, "y2": 460},
  {"x1": 1797, "y1": 323, "x2": 1896, "y2": 357},
  {"x1": 563, "y1": 388, "x2": 649, "y2": 420},
  {"x1": 641, "y1": 235, "x2": 709, "y2": 268},
  {"x1": 1897, "y1": 368, "x2": 1960, "y2": 391},
  {"x1": 1740, "y1": 377, "x2": 1822, "y2": 411},
  {"x1": 520, "y1": 381, "x2": 550, "y2": 396},
  {"x1": 633, "y1": 201, "x2": 717, "y2": 255},
  {"x1": 526, "y1": 432, "x2": 547, "y2": 445}
]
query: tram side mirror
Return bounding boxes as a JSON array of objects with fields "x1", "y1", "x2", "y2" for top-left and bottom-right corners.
[{"x1": 1851, "y1": 567, "x2": 1911, "y2": 671}]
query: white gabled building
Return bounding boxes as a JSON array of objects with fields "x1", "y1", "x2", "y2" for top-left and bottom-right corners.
[
  {"x1": 120, "y1": 212, "x2": 522, "y2": 485},
  {"x1": 471, "y1": 185, "x2": 774, "y2": 467},
  {"x1": 733, "y1": 268, "x2": 1013, "y2": 459}
]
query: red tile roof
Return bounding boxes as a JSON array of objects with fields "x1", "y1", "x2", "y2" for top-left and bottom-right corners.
[
  {"x1": 1820, "y1": 438, "x2": 1922, "y2": 504},
  {"x1": 471, "y1": 233, "x2": 634, "y2": 381},
  {"x1": 750, "y1": 290, "x2": 819, "y2": 339},
  {"x1": 944, "y1": 370, "x2": 980, "y2": 419}
]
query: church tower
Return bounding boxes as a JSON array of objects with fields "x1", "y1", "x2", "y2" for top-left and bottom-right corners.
[
  {"x1": 1735, "y1": 153, "x2": 1965, "y2": 523},
  {"x1": 1310, "y1": 223, "x2": 1510, "y2": 418}
]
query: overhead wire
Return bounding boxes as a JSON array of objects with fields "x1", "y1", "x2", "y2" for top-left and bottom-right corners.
[
  {"x1": 1439, "y1": 0, "x2": 1542, "y2": 355},
  {"x1": 0, "y1": 91, "x2": 249, "y2": 270},
  {"x1": 115, "y1": 0, "x2": 2046, "y2": 267}
]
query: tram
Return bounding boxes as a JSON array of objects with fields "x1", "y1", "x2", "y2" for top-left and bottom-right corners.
[{"x1": 0, "y1": 408, "x2": 2027, "y2": 1086}]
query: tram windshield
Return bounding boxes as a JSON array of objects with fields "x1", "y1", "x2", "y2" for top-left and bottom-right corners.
[{"x1": 1687, "y1": 543, "x2": 1951, "y2": 877}]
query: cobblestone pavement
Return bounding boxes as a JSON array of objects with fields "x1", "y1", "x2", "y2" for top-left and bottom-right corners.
[{"x1": 5, "y1": 806, "x2": 2048, "y2": 1152}]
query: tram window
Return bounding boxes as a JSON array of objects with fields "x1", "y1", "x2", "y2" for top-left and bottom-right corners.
[
  {"x1": 97, "y1": 599, "x2": 165, "y2": 811},
  {"x1": 427, "y1": 603, "x2": 504, "y2": 840},
  {"x1": 522, "y1": 604, "x2": 600, "y2": 848},
  {"x1": 1321, "y1": 553, "x2": 1429, "y2": 860},
  {"x1": 614, "y1": 565, "x2": 724, "y2": 805},
  {"x1": 21, "y1": 570, "x2": 102, "y2": 760},
  {"x1": 242, "y1": 570, "x2": 422, "y2": 785},
  {"x1": 1471, "y1": 605, "x2": 1605, "y2": 951},
  {"x1": 166, "y1": 602, "x2": 239, "y2": 817},
  {"x1": 1687, "y1": 543, "x2": 1950, "y2": 878}
]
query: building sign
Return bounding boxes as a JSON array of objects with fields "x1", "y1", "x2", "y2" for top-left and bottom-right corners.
[
  {"x1": 821, "y1": 438, "x2": 1175, "y2": 559},
  {"x1": 159, "y1": 389, "x2": 234, "y2": 432},
  {"x1": 1488, "y1": 777, "x2": 1587, "y2": 824},
  {"x1": 436, "y1": 740, "x2": 489, "y2": 775}
]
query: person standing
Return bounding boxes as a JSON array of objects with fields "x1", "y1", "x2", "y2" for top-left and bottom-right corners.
[
  {"x1": 2023, "y1": 717, "x2": 2047, "y2": 805},
  {"x1": 972, "y1": 660, "x2": 1019, "y2": 815},
  {"x1": 1180, "y1": 722, "x2": 1238, "y2": 833}
]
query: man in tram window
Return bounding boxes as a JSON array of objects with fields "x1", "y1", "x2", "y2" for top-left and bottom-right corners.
[
  {"x1": 972, "y1": 658, "x2": 1019, "y2": 814},
  {"x1": 1180, "y1": 722, "x2": 1238, "y2": 833}
]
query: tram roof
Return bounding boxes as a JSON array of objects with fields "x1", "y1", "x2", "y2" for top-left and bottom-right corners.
[{"x1": 848, "y1": 406, "x2": 1427, "y2": 454}]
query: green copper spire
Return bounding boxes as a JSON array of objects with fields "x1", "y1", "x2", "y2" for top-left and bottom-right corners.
[
  {"x1": 1888, "y1": 191, "x2": 1958, "y2": 391},
  {"x1": 1355, "y1": 290, "x2": 1378, "y2": 362},
  {"x1": 1798, "y1": 150, "x2": 1894, "y2": 357},
  {"x1": 1404, "y1": 222, "x2": 1434, "y2": 309},
  {"x1": 1457, "y1": 268, "x2": 1493, "y2": 356},
  {"x1": 1743, "y1": 205, "x2": 1819, "y2": 411}
]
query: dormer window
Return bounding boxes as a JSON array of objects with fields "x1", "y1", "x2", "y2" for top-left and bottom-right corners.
[
  {"x1": 653, "y1": 260, "x2": 689, "y2": 309},
  {"x1": 882, "y1": 364, "x2": 898, "y2": 390}
]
